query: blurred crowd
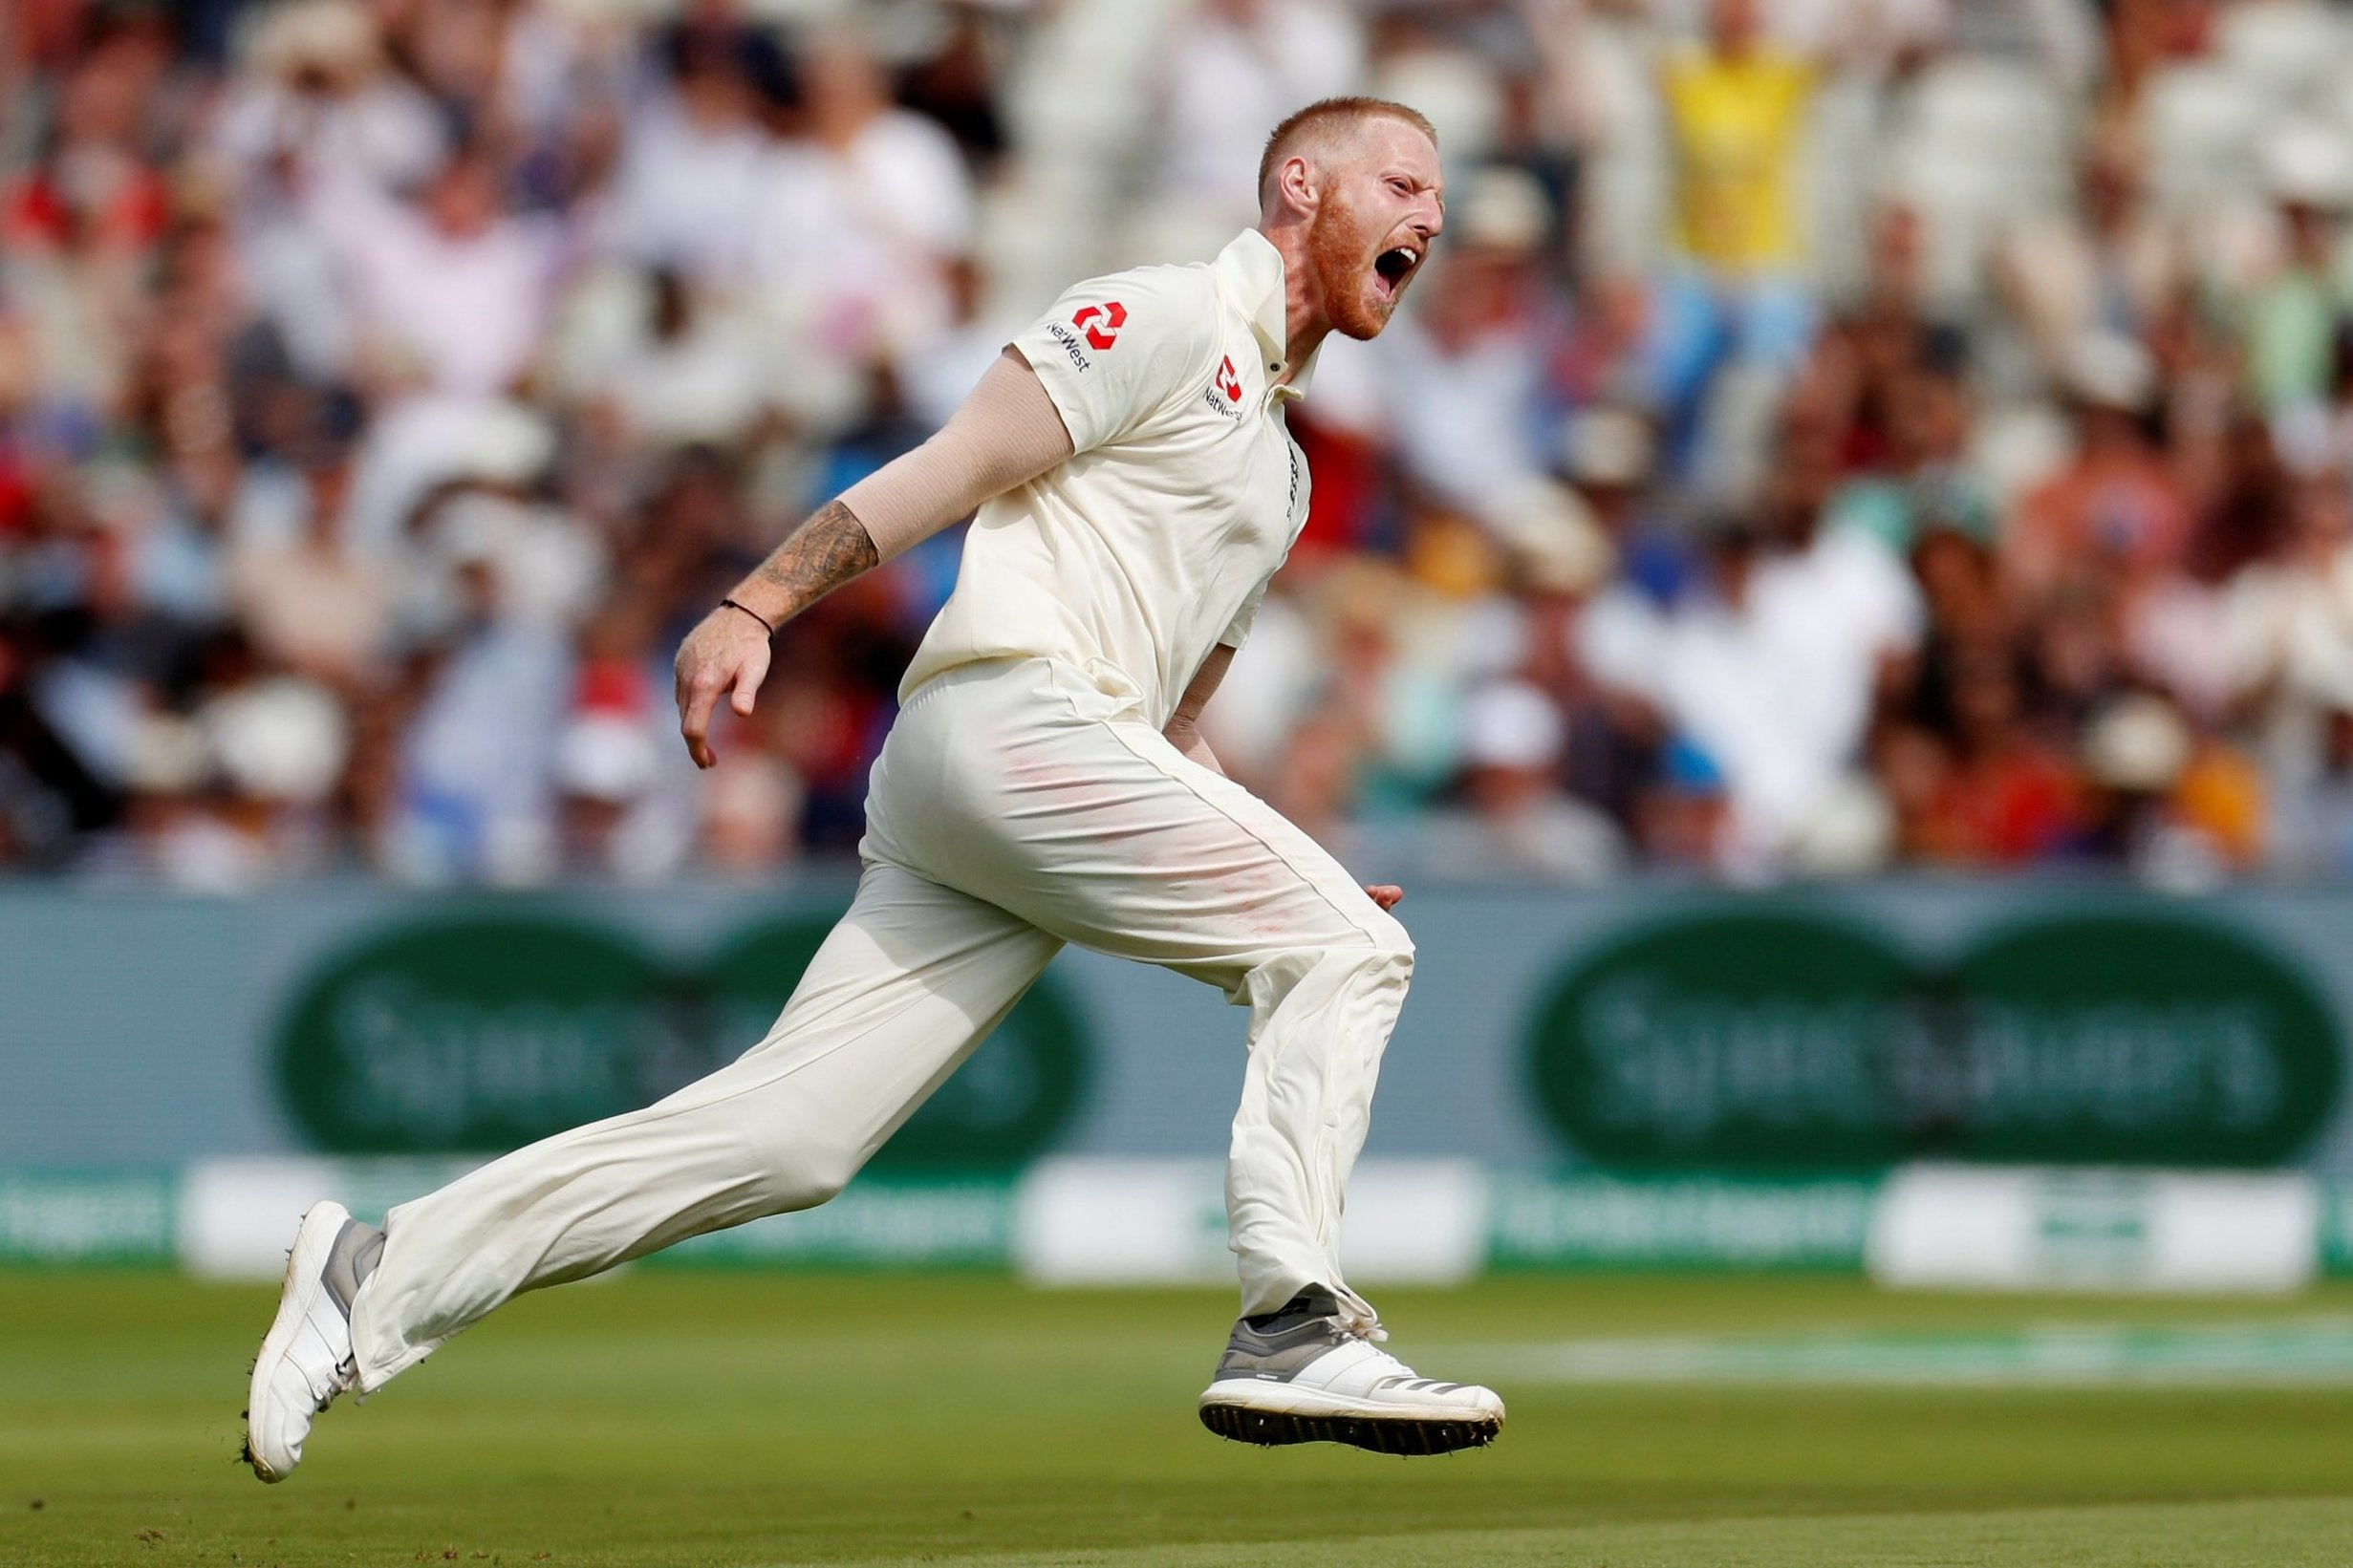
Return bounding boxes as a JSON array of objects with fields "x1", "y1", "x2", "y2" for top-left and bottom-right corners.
[{"x1": 11, "y1": 0, "x2": 2353, "y2": 890}]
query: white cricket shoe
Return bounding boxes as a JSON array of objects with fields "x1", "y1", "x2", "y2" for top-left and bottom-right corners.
[
  {"x1": 244, "y1": 1201, "x2": 382, "y2": 1483},
  {"x1": 1198, "y1": 1294, "x2": 1504, "y2": 1455}
]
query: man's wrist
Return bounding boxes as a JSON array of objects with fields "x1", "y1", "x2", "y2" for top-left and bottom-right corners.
[{"x1": 720, "y1": 597, "x2": 777, "y2": 636}]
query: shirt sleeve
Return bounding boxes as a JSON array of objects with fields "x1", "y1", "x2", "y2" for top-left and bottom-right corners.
[
  {"x1": 1009, "y1": 266, "x2": 1217, "y2": 454},
  {"x1": 838, "y1": 350, "x2": 1073, "y2": 559},
  {"x1": 1218, "y1": 578, "x2": 1271, "y2": 652}
]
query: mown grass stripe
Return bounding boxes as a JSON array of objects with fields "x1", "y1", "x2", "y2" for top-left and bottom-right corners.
[
  {"x1": 1457, "y1": 1318, "x2": 2353, "y2": 1385},
  {"x1": 786, "y1": 1495, "x2": 2353, "y2": 1568}
]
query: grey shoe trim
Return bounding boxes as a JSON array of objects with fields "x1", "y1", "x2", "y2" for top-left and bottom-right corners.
[
  {"x1": 1212, "y1": 1313, "x2": 1355, "y2": 1384},
  {"x1": 1242, "y1": 1286, "x2": 1341, "y2": 1334},
  {"x1": 1368, "y1": 1376, "x2": 1467, "y2": 1395},
  {"x1": 322, "y1": 1219, "x2": 384, "y2": 1319}
]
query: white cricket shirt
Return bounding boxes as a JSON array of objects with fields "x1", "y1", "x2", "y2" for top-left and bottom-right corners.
[{"x1": 897, "y1": 230, "x2": 1316, "y2": 728}]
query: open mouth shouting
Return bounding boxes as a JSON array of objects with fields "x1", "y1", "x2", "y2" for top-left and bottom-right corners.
[
  {"x1": 1309, "y1": 188, "x2": 1438, "y2": 341},
  {"x1": 1372, "y1": 243, "x2": 1422, "y2": 305}
]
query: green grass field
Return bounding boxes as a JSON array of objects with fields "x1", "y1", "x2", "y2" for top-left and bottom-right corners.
[{"x1": 5, "y1": 1270, "x2": 2351, "y2": 1567}]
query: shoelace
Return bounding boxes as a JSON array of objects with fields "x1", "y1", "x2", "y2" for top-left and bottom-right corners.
[
  {"x1": 313, "y1": 1356, "x2": 363, "y2": 1413},
  {"x1": 1334, "y1": 1308, "x2": 1390, "y2": 1344}
]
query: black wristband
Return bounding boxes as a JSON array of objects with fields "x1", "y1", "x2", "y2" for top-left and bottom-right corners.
[{"x1": 721, "y1": 597, "x2": 776, "y2": 637}]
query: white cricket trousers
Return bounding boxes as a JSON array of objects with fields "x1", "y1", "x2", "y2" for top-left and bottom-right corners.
[{"x1": 349, "y1": 656, "x2": 1413, "y2": 1388}]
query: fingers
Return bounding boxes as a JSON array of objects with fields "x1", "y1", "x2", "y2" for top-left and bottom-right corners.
[
  {"x1": 682, "y1": 644, "x2": 769, "y2": 771},
  {"x1": 679, "y1": 671, "x2": 721, "y2": 769},
  {"x1": 677, "y1": 615, "x2": 775, "y2": 769},
  {"x1": 728, "y1": 640, "x2": 770, "y2": 719},
  {"x1": 1364, "y1": 884, "x2": 1404, "y2": 911}
]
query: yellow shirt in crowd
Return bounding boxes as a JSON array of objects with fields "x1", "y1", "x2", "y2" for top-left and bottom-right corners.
[{"x1": 1662, "y1": 46, "x2": 1815, "y2": 273}]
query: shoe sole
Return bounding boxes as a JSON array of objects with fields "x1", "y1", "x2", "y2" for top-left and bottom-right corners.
[
  {"x1": 243, "y1": 1201, "x2": 352, "y2": 1483},
  {"x1": 1198, "y1": 1402, "x2": 1501, "y2": 1455}
]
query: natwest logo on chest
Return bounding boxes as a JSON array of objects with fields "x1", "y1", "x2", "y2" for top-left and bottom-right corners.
[
  {"x1": 1205, "y1": 354, "x2": 1248, "y2": 421},
  {"x1": 1071, "y1": 300, "x2": 1127, "y2": 351}
]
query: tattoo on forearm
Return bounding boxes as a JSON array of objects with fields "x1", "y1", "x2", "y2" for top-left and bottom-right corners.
[{"x1": 748, "y1": 501, "x2": 880, "y2": 621}]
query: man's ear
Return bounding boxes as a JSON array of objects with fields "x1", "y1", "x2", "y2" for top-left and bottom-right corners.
[{"x1": 1278, "y1": 154, "x2": 1321, "y2": 217}]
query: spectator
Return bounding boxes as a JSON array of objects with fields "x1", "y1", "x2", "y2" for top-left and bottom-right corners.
[
  {"x1": 604, "y1": 30, "x2": 773, "y2": 285},
  {"x1": 1632, "y1": 431, "x2": 1922, "y2": 871},
  {"x1": 1650, "y1": 0, "x2": 1822, "y2": 469},
  {"x1": 751, "y1": 23, "x2": 976, "y2": 424},
  {"x1": 210, "y1": 0, "x2": 445, "y2": 197},
  {"x1": 1823, "y1": 354, "x2": 1997, "y2": 555},
  {"x1": 553, "y1": 603, "x2": 694, "y2": 883},
  {"x1": 1418, "y1": 678, "x2": 1626, "y2": 884},
  {"x1": 1905, "y1": 633, "x2": 2083, "y2": 867},
  {"x1": 316, "y1": 142, "x2": 560, "y2": 400},
  {"x1": 225, "y1": 438, "x2": 395, "y2": 685},
  {"x1": 2005, "y1": 334, "x2": 2191, "y2": 605},
  {"x1": 390, "y1": 554, "x2": 570, "y2": 886},
  {"x1": 569, "y1": 268, "x2": 772, "y2": 455},
  {"x1": 1372, "y1": 166, "x2": 1568, "y2": 514},
  {"x1": 2242, "y1": 121, "x2": 2353, "y2": 421},
  {"x1": 1997, "y1": 127, "x2": 2189, "y2": 383},
  {"x1": 1154, "y1": 0, "x2": 1366, "y2": 226}
]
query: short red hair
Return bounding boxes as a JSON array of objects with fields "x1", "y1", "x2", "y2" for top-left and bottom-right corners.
[{"x1": 1257, "y1": 97, "x2": 1439, "y2": 207}]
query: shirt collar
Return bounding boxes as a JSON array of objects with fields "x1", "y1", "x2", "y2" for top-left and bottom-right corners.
[{"x1": 1213, "y1": 228, "x2": 1317, "y2": 399}]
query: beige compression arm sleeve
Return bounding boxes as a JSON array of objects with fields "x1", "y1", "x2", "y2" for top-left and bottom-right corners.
[{"x1": 839, "y1": 348, "x2": 1077, "y2": 560}]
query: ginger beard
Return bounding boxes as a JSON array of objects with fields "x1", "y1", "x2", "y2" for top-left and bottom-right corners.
[{"x1": 1306, "y1": 182, "x2": 1402, "y2": 341}]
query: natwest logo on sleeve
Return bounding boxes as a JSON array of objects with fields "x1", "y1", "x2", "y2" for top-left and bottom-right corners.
[{"x1": 1072, "y1": 300, "x2": 1127, "y2": 351}]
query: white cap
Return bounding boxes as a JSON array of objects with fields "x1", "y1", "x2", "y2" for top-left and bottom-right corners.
[
  {"x1": 203, "y1": 677, "x2": 351, "y2": 805},
  {"x1": 2064, "y1": 332, "x2": 2158, "y2": 414},
  {"x1": 557, "y1": 714, "x2": 661, "y2": 804},
  {"x1": 1560, "y1": 407, "x2": 1654, "y2": 489},
  {"x1": 461, "y1": 406, "x2": 556, "y2": 487},
  {"x1": 1456, "y1": 166, "x2": 1552, "y2": 253},
  {"x1": 1787, "y1": 776, "x2": 1895, "y2": 879},
  {"x1": 2264, "y1": 120, "x2": 2353, "y2": 210},
  {"x1": 1460, "y1": 679, "x2": 1565, "y2": 772},
  {"x1": 249, "y1": 0, "x2": 380, "y2": 78},
  {"x1": 1481, "y1": 477, "x2": 1617, "y2": 595},
  {"x1": 2083, "y1": 693, "x2": 2191, "y2": 791},
  {"x1": 122, "y1": 713, "x2": 209, "y2": 794}
]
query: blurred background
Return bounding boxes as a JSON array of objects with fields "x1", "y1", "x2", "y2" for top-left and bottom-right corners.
[
  {"x1": 10, "y1": 0, "x2": 2353, "y2": 1302},
  {"x1": 18, "y1": 0, "x2": 2353, "y2": 892}
]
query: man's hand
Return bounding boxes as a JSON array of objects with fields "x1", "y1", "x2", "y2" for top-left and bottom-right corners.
[
  {"x1": 1364, "y1": 884, "x2": 1404, "y2": 912},
  {"x1": 674, "y1": 607, "x2": 772, "y2": 769},
  {"x1": 674, "y1": 499, "x2": 881, "y2": 768}
]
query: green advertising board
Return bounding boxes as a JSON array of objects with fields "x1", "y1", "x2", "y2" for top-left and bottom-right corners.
[
  {"x1": 274, "y1": 911, "x2": 1090, "y2": 1168},
  {"x1": 1526, "y1": 907, "x2": 2343, "y2": 1170},
  {"x1": 0, "y1": 1171, "x2": 177, "y2": 1265},
  {"x1": 1487, "y1": 1171, "x2": 1876, "y2": 1270}
]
